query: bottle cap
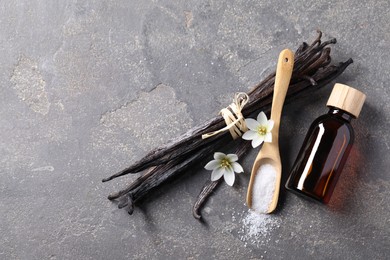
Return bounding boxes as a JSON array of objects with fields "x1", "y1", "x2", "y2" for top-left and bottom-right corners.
[{"x1": 326, "y1": 83, "x2": 366, "y2": 118}]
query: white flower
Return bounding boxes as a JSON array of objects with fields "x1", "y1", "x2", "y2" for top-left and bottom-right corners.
[
  {"x1": 242, "y1": 111, "x2": 274, "y2": 148},
  {"x1": 204, "y1": 152, "x2": 244, "y2": 186}
]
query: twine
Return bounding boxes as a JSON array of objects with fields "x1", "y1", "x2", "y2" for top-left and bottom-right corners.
[{"x1": 202, "y1": 92, "x2": 249, "y2": 140}]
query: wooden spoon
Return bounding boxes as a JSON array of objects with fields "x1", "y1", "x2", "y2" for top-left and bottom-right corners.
[{"x1": 246, "y1": 49, "x2": 294, "y2": 213}]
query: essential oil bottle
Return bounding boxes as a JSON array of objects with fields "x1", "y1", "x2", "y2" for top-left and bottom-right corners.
[{"x1": 286, "y1": 83, "x2": 366, "y2": 204}]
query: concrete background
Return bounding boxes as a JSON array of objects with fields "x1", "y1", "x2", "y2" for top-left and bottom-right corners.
[{"x1": 1, "y1": 0, "x2": 389, "y2": 259}]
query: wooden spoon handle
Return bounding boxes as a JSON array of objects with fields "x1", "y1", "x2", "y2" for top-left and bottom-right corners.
[{"x1": 270, "y1": 49, "x2": 294, "y2": 127}]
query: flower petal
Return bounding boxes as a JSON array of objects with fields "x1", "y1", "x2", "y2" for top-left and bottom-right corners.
[
  {"x1": 211, "y1": 167, "x2": 224, "y2": 181},
  {"x1": 245, "y1": 118, "x2": 260, "y2": 131},
  {"x1": 204, "y1": 160, "x2": 220, "y2": 170},
  {"x1": 242, "y1": 130, "x2": 258, "y2": 140},
  {"x1": 232, "y1": 162, "x2": 244, "y2": 173},
  {"x1": 226, "y1": 154, "x2": 238, "y2": 162},
  {"x1": 214, "y1": 152, "x2": 226, "y2": 160},
  {"x1": 257, "y1": 111, "x2": 268, "y2": 125},
  {"x1": 252, "y1": 135, "x2": 264, "y2": 148},
  {"x1": 264, "y1": 132, "x2": 272, "y2": 143},
  {"x1": 223, "y1": 168, "x2": 235, "y2": 186},
  {"x1": 267, "y1": 119, "x2": 274, "y2": 132}
]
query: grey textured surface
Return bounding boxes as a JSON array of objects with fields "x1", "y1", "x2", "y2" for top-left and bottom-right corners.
[{"x1": 1, "y1": 1, "x2": 389, "y2": 259}]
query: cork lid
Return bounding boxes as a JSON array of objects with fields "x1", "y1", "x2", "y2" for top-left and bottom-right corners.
[{"x1": 326, "y1": 83, "x2": 366, "y2": 118}]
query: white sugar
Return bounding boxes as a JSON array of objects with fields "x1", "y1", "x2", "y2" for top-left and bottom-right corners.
[
  {"x1": 242, "y1": 210, "x2": 274, "y2": 237},
  {"x1": 232, "y1": 164, "x2": 280, "y2": 248},
  {"x1": 236, "y1": 209, "x2": 280, "y2": 248},
  {"x1": 251, "y1": 164, "x2": 277, "y2": 213}
]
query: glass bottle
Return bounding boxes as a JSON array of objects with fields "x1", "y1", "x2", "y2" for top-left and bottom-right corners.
[{"x1": 285, "y1": 83, "x2": 366, "y2": 204}]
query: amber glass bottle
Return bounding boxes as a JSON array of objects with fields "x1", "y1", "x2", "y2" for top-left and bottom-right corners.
[{"x1": 286, "y1": 83, "x2": 366, "y2": 204}]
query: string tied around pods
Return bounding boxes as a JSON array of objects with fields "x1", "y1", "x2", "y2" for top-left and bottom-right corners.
[{"x1": 202, "y1": 92, "x2": 249, "y2": 140}]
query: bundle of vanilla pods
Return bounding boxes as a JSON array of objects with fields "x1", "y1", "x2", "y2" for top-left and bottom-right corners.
[{"x1": 102, "y1": 31, "x2": 353, "y2": 218}]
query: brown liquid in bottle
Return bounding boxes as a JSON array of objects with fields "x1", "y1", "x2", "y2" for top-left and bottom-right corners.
[
  {"x1": 285, "y1": 108, "x2": 354, "y2": 203},
  {"x1": 285, "y1": 83, "x2": 366, "y2": 204}
]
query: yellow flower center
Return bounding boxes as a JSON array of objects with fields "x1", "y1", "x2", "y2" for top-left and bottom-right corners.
[
  {"x1": 257, "y1": 126, "x2": 267, "y2": 135},
  {"x1": 220, "y1": 159, "x2": 231, "y2": 168}
]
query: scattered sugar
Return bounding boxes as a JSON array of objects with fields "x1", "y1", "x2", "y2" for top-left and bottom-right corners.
[
  {"x1": 252, "y1": 164, "x2": 277, "y2": 213},
  {"x1": 234, "y1": 209, "x2": 280, "y2": 248}
]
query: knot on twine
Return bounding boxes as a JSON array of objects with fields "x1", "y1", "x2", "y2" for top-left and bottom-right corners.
[{"x1": 202, "y1": 92, "x2": 249, "y2": 140}]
